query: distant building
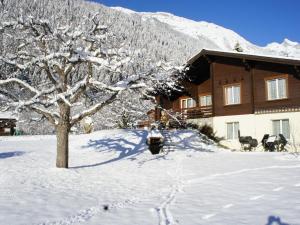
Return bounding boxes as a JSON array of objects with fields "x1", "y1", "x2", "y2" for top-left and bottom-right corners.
[
  {"x1": 155, "y1": 49, "x2": 300, "y2": 150},
  {"x1": 0, "y1": 112, "x2": 17, "y2": 136},
  {"x1": 136, "y1": 110, "x2": 156, "y2": 129}
]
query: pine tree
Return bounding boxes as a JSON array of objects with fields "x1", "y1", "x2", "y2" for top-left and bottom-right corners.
[{"x1": 234, "y1": 42, "x2": 244, "y2": 52}]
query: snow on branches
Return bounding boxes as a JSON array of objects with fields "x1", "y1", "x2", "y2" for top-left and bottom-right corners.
[
  {"x1": 0, "y1": 2, "x2": 185, "y2": 168},
  {"x1": 0, "y1": 13, "x2": 183, "y2": 128}
]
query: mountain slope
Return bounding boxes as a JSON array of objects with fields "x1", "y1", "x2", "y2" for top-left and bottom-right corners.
[
  {"x1": 112, "y1": 6, "x2": 300, "y2": 58},
  {"x1": 265, "y1": 38, "x2": 300, "y2": 57}
]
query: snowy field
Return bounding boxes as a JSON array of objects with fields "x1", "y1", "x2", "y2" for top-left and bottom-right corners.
[{"x1": 0, "y1": 129, "x2": 300, "y2": 225}]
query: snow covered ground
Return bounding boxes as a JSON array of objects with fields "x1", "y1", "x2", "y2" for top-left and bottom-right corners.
[{"x1": 0, "y1": 129, "x2": 300, "y2": 225}]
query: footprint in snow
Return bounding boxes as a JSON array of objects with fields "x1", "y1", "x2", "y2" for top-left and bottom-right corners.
[
  {"x1": 272, "y1": 187, "x2": 284, "y2": 191},
  {"x1": 223, "y1": 204, "x2": 234, "y2": 209},
  {"x1": 249, "y1": 195, "x2": 264, "y2": 200},
  {"x1": 202, "y1": 214, "x2": 216, "y2": 219}
]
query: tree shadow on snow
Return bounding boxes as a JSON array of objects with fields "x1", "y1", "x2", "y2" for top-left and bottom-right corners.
[
  {"x1": 71, "y1": 130, "x2": 148, "y2": 169},
  {"x1": 170, "y1": 131, "x2": 216, "y2": 153},
  {"x1": 265, "y1": 216, "x2": 290, "y2": 225},
  {"x1": 137, "y1": 130, "x2": 215, "y2": 167},
  {"x1": 0, "y1": 151, "x2": 25, "y2": 159}
]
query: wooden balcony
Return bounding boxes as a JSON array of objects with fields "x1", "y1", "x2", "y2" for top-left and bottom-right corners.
[{"x1": 171, "y1": 106, "x2": 213, "y2": 120}]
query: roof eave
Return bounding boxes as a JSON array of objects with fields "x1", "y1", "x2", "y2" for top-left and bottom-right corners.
[{"x1": 187, "y1": 49, "x2": 300, "y2": 67}]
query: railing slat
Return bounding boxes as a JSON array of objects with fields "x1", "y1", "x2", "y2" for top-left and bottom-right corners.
[{"x1": 170, "y1": 106, "x2": 213, "y2": 119}]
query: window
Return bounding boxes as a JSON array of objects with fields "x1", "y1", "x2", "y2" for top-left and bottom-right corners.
[
  {"x1": 181, "y1": 98, "x2": 196, "y2": 109},
  {"x1": 266, "y1": 77, "x2": 287, "y2": 100},
  {"x1": 224, "y1": 84, "x2": 241, "y2": 105},
  {"x1": 272, "y1": 119, "x2": 290, "y2": 139},
  {"x1": 200, "y1": 95, "x2": 212, "y2": 106},
  {"x1": 227, "y1": 122, "x2": 239, "y2": 139}
]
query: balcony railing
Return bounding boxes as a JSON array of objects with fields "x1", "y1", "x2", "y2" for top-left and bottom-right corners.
[
  {"x1": 170, "y1": 106, "x2": 213, "y2": 120},
  {"x1": 255, "y1": 105, "x2": 300, "y2": 114}
]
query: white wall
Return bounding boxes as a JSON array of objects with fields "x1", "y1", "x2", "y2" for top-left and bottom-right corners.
[
  {"x1": 213, "y1": 114, "x2": 256, "y2": 150},
  {"x1": 187, "y1": 118, "x2": 213, "y2": 128},
  {"x1": 212, "y1": 112, "x2": 300, "y2": 151},
  {"x1": 191, "y1": 112, "x2": 300, "y2": 151}
]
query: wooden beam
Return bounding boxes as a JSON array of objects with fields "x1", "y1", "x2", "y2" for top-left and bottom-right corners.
[
  {"x1": 250, "y1": 66, "x2": 255, "y2": 114},
  {"x1": 242, "y1": 59, "x2": 251, "y2": 71},
  {"x1": 210, "y1": 62, "x2": 215, "y2": 117},
  {"x1": 294, "y1": 66, "x2": 300, "y2": 78},
  {"x1": 188, "y1": 64, "x2": 196, "y2": 69},
  {"x1": 203, "y1": 55, "x2": 212, "y2": 64}
]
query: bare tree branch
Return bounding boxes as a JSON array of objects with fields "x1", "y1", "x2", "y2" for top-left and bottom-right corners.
[
  {"x1": 70, "y1": 91, "x2": 119, "y2": 126},
  {"x1": 0, "y1": 78, "x2": 39, "y2": 94}
]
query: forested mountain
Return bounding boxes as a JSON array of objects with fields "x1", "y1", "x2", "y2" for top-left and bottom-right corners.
[{"x1": 111, "y1": 6, "x2": 300, "y2": 58}]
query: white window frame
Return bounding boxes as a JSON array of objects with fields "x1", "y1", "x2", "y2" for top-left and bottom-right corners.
[
  {"x1": 224, "y1": 84, "x2": 241, "y2": 105},
  {"x1": 266, "y1": 77, "x2": 287, "y2": 100},
  {"x1": 226, "y1": 122, "x2": 239, "y2": 140},
  {"x1": 181, "y1": 98, "x2": 196, "y2": 109},
  {"x1": 272, "y1": 119, "x2": 290, "y2": 139},
  {"x1": 199, "y1": 94, "x2": 212, "y2": 107}
]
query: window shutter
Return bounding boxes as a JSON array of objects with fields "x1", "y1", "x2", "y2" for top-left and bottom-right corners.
[
  {"x1": 278, "y1": 79, "x2": 286, "y2": 99},
  {"x1": 234, "y1": 86, "x2": 240, "y2": 104},
  {"x1": 181, "y1": 99, "x2": 186, "y2": 108},
  {"x1": 268, "y1": 80, "x2": 277, "y2": 100},
  {"x1": 227, "y1": 123, "x2": 233, "y2": 139},
  {"x1": 272, "y1": 120, "x2": 281, "y2": 136},
  {"x1": 282, "y1": 119, "x2": 290, "y2": 139},
  {"x1": 200, "y1": 96, "x2": 205, "y2": 106},
  {"x1": 227, "y1": 87, "x2": 232, "y2": 104},
  {"x1": 234, "y1": 122, "x2": 239, "y2": 139},
  {"x1": 207, "y1": 95, "x2": 212, "y2": 106}
]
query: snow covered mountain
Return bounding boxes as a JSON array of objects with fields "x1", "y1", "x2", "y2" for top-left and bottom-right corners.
[
  {"x1": 265, "y1": 38, "x2": 300, "y2": 58},
  {"x1": 111, "y1": 6, "x2": 300, "y2": 59}
]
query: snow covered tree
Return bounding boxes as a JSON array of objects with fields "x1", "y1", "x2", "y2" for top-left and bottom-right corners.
[
  {"x1": 0, "y1": 11, "x2": 182, "y2": 168},
  {"x1": 117, "y1": 110, "x2": 133, "y2": 129}
]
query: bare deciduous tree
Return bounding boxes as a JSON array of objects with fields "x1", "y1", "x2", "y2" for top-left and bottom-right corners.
[{"x1": 0, "y1": 14, "x2": 182, "y2": 168}]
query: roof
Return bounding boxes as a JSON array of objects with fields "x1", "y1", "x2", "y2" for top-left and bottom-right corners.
[{"x1": 187, "y1": 49, "x2": 300, "y2": 67}]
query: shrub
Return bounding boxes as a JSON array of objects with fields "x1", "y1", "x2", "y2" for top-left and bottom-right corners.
[
  {"x1": 185, "y1": 122, "x2": 199, "y2": 130},
  {"x1": 199, "y1": 124, "x2": 222, "y2": 143}
]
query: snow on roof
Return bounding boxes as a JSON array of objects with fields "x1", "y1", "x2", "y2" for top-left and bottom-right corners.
[{"x1": 187, "y1": 49, "x2": 300, "y2": 66}]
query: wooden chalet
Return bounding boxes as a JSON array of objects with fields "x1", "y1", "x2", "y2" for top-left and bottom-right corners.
[{"x1": 155, "y1": 49, "x2": 300, "y2": 150}]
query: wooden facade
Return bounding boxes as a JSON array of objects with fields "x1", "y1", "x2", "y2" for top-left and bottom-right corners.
[{"x1": 155, "y1": 49, "x2": 300, "y2": 121}]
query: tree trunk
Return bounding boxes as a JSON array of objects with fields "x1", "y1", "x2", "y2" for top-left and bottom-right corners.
[
  {"x1": 56, "y1": 123, "x2": 69, "y2": 168},
  {"x1": 56, "y1": 103, "x2": 70, "y2": 168}
]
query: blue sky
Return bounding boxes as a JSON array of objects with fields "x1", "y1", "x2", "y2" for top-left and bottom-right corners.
[{"x1": 91, "y1": 0, "x2": 299, "y2": 46}]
